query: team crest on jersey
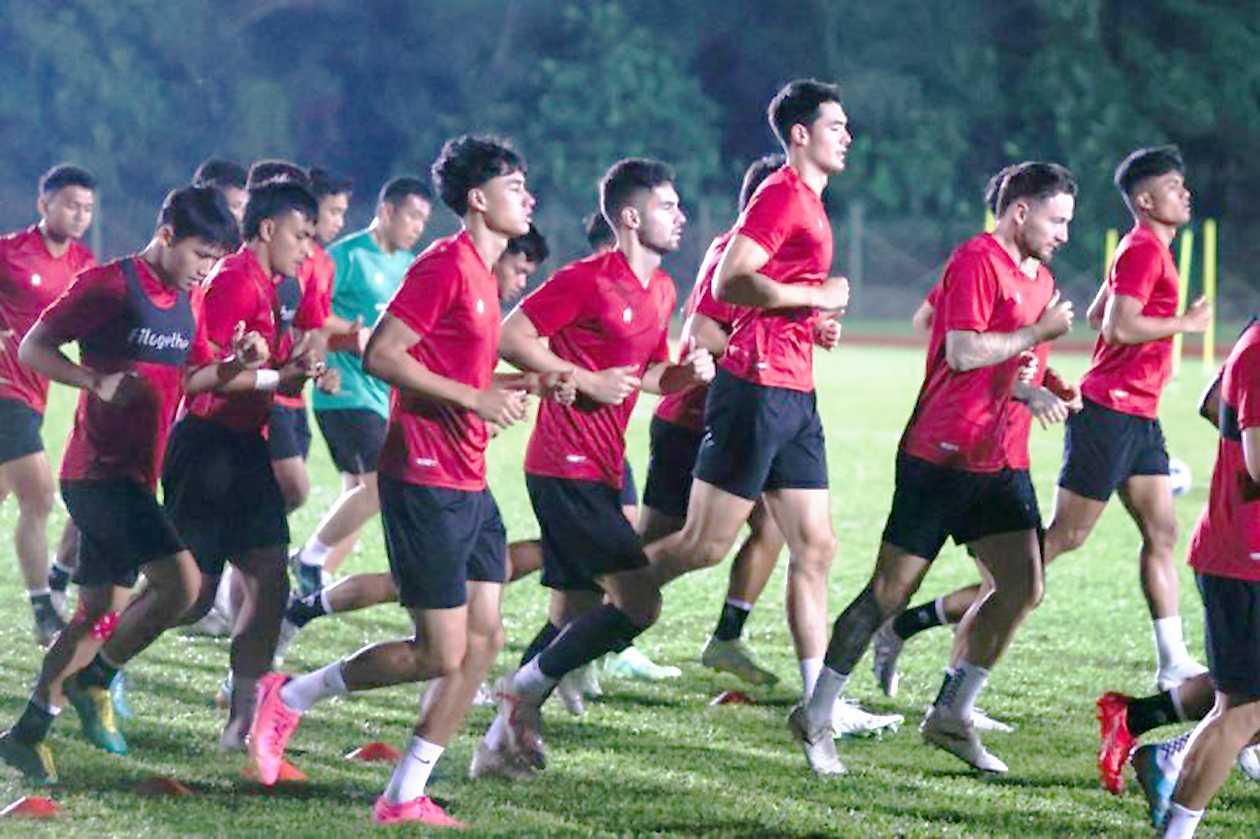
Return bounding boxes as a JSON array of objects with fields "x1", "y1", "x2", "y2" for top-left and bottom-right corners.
[
  {"x1": 476, "y1": 299, "x2": 485, "y2": 315},
  {"x1": 623, "y1": 307, "x2": 633, "y2": 323},
  {"x1": 373, "y1": 272, "x2": 385, "y2": 285},
  {"x1": 30, "y1": 273, "x2": 41, "y2": 287}
]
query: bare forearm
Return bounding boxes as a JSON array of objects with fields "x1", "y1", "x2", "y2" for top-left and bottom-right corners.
[
  {"x1": 365, "y1": 351, "x2": 476, "y2": 410},
  {"x1": 1103, "y1": 313, "x2": 1185, "y2": 345},
  {"x1": 945, "y1": 328, "x2": 1040, "y2": 372},
  {"x1": 716, "y1": 272, "x2": 817, "y2": 309},
  {"x1": 18, "y1": 339, "x2": 97, "y2": 391},
  {"x1": 183, "y1": 359, "x2": 260, "y2": 394}
]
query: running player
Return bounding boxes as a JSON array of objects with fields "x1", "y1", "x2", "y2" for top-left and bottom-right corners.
[
  {"x1": 0, "y1": 186, "x2": 253, "y2": 781},
  {"x1": 789, "y1": 161, "x2": 1077, "y2": 776},
  {"x1": 0, "y1": 164, "x2": 96, "y2": 645},
  {"x1": 192, "y1": 158, "x2": 249, "y2": 226}
]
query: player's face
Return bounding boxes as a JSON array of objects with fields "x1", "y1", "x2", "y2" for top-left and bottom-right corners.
[
  {"x1": 162, "y1": 233, "x2": 226, "y2": 292},
  {"x1": 803, "y1": 101, "x2": 851, "y2": 175},
  {"x1": 265, "y1": 210, "x2": 316, "y2": 278},
  {"x1": 637, "y1": 183, "x2": 686, "y2": 255},
  {"x1": 382, "y1": 194, "x2": 431, "y2": 252},
  {"x1": 479, "y1": 171, "x2": 534, "y2": 238},
  {"x1": 40, "y1": 185, "x2": 95, "y2": 240},
  {"x1": 494, "y1": 251, "x2": 538, "y2": 303},
  {"x1": 221, "y1": 186, "x2": 248, "y2": 226},
  {"x1": 1141, "y1": 171, "x2": 1191, "y2": 227},
  {"x1": 316, "y1": 192, "x2": 350, "y2": 244},
  {"x1": 1017, "y1": 192, "x2": 1074, "y2": 264}
]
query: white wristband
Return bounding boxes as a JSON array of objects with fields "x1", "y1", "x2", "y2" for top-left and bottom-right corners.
[{"x1": 253, "y1": 369, "x2": 280, "y2": 391}]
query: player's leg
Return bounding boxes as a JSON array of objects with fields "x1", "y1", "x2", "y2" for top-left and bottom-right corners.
[
  {"x1": 506, "y1": 539, "x2": 543, "y2": 581},
  {"x1": 223, "y1": 544, "x2": 289, "y2": 749},
  {"x1": 47, "y1": 519, "x2": 78, "y2": 619},
  {"x1": 271, "y1": 456, "x2": 310, "y2": 513},
  {"x1": 1097, "y1": 672, "x2": 1215, "y2": 795},
  {"x1": 1164, "y1": 693, "x2": 1260, "y2": 836},
  {"x1": 1, "y1": 451, "x2": 63, "y2": 644}
]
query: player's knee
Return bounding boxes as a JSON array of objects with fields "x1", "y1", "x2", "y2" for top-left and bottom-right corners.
[
  {"x1": 1050, "y1": 524, "x2": 1091, "y2": 555},
  {"x1": 687, "y1": 533, "x2": 730, "y2": 569},
  {"x1": 619, "y1": 589, "x2": 662, "y2": 629},
  {"x1": 1145, "y1": 519, "x2": 1178, "y2": 555},
  {"x1": 15, "y1": 486, "x2": 54, "y2": 519}
]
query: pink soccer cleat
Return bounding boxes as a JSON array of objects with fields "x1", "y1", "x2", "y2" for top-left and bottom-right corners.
[
  {"x1": 1096, "y1": 691, "x2": 1137, "y2": 795},
  {"x1": 372, "y1": 795, "x2": 465, "y2": 828},
  {"x1": 248, "y1": 673, "x2": 303, "y2": 786}
]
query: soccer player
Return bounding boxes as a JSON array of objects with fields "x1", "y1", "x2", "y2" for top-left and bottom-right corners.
[
  {"x1": 475, "y1": 157, "x2": 716, "y2": 777},
  {"x1": 289, "y1": 176, "x2": 433, "y2": 594},
  {"x1": 584, "y1": 210, "x2": 615, "y2": 253},
  {"x1": 0, "y1": 164, "x2": 96, "y2": 645},
  {"x1": 0, "y1": 186, "x2": 257, "y2": 781},
  {"x1": 877, "y1": 147, "x2": 1210, "y2": 699},
  {"x1": 789, "y1": 161, "x2": 1077, "y2": 776},
  {"x1": 192, "y1": 157, "x2": 249, "y2": 226}
]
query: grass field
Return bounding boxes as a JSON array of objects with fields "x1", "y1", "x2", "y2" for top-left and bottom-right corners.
[{"x1": 0, "y1": 341, "x2": 1253, "y2": 837}]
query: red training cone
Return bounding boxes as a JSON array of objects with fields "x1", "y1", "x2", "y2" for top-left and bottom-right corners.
[
  {"x1": 345, "y1": 741, "x2": 402, "y2": 762},
  {"x1": 1, "y1": 796, "x2": 59, "y2": 819},
  {"x1": 709, "y1": 690, "x2": 755, "y2": 706},
  {"x1": 133, "y1": 776, "x2": 194, "y2": 797},
  {"x1": 242, "y1": 758, "x2": 307, "y2": 783}
]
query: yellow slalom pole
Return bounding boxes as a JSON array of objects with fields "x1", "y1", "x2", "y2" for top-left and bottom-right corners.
[
  {"x1": 1103, "y1": 229, "x2": 1119, "y2": 276},
  {"x1": 1203, "y1": 219, "x2": 1217, "y2": 369},
  {"x1": 1172, "y1": 228, "x2": 1194, "y2": 377},
  {"x1": 984, "y1": 208, "x2": 995, "y2": 233}
]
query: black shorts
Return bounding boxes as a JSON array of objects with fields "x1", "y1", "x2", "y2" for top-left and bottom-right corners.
[
  {"x1": 267, "y1": 404, "x2": 312, "y2": 461},
  {"x1": 1059, "y1": 398, "x2": 1169, "y2": 501},
  {"x1": 161, "y1": 416, "x2": 290, "y2": 576},
  {"x1": 620, "y1": 458, "x2": 638, "y2": 508},
  {"x1": 527, "y1": 474, "x2": 649, "y2": 592},
  {"x1": 378, "y1": 475, "x2": 506, "y2": 610},
  {"x1": 693, "y1": 369, "x2": 828, "y2": 500},
  {"x1": 62, "y1": 479, "x2": 185, "y2": 588},
  {"x1": 1197, "y1": 572, "x2": 1260, "y2": 698},
  {"x1": 882, "y1": 452, "x2": 1042, "y2": 561},
  {"x1": 643, "y1": 416, "x2": 704, "y2": 518},
  {"x1": 316, "y1": 408, "x2": 387, "y2": 475},
  {"x1": 0, "y1": 398, "x2": 43, "y2": 465}
]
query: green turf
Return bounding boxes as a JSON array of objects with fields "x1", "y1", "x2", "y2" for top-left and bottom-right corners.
[{"x1": 0, "y1": 344, "x2": 1254, "y2": 837}]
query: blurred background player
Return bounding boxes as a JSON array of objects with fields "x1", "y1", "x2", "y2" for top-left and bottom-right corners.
[{"x1": 192, "y1": 157, "x2": 249, "y2": 226}]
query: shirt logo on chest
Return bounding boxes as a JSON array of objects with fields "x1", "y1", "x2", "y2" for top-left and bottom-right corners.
[
  {"x1": 623, "y1": 307, "x2": 633, "y2": 324},
  {"x1": 476, "y1": 299, "x2": 486, "y2": 315},
  {"x1": 30, "y1": 273, "x2": 41, "y2": 287},
  {"x1": 373, "y1": 272, "x2": 385, "y2": 286}
]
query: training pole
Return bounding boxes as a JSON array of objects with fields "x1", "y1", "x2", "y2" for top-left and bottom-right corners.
[
  {"x1": 1203, "y1": 219, "x2": 1217, "y2": 369},
  {"x1": 1172, "y1": 228, "x2": 1194, "y2": 377}
]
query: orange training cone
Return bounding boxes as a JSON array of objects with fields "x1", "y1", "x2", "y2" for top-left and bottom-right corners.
[
  {"x1": 345, "y1": 741, "x2": 402, "y2": 762},
  {"x1": 1, "y1": 796, "x2": 59, "y2": 818}
]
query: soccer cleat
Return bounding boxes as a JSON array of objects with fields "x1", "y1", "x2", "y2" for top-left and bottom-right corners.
[
  {"x1": 787, "y1": 704, "x2": 845, "y2": 775},
  {"x1": 273, "y1": 615, "x2": 300, "y2": 667},
  {"x1": 493, "y1": 677, "x2": 546, "y2": 771},
  {"x1": 32, "y1": 608, "x2": 66, "y2": 648},
  {"x1": 554, "y1": 672, "x2": 586, "y2": 716},
  {"x1": 971, "y1": 707, "x2": 1015, "y2": 733},
  {"x1": 372, "y1": 794, "x2": 465, "y2": 828},
  {"x1": 920, "y1": 706, "x2": 1008, "y2": 774},
  {"x1": 1154, "y1": 659, "x2": 1208, "y2": 692},
  {"x1": 700, "y1": 637, "x2": 779, "y2": 686},
  {"x1": 604, "y1": 646, "x2": 681, "y2": 681},
  {"x1": 0, "y1": 731, "x2": 57, "y2": 784},
  {"x1": 288, "y1": 549, "x2": 325, "y2": 599},
  {"x1": 248, "y1": 673, "x2": 303, "y2": 786},
  {"x1": 1132, "y1": 743, "x2": 1176, "y2": 827},
  {"x1": 574, "y1": 662, "x2": 602, "y2": 698},
  {"x1": 1239, "y1": 744, "x2": 1260, "y2": 780},
  {"x1": 471, "y1": 681, "x2": 496, "y2": 708},
  {"x1": 184, "y1": 605, "x2": 232, "y2": 638},
  {"x1": 64, "y1": 676, "x2": 127, "y2": 755},
  {"x1": 468, "y1": 740, "x2": 536, "y2": 782},
  {"x1": 871, "y1": 619, "x2": 904, "y2": 697},
  {"x1": 1096, "y1": 691, "x2": 1136, "y2": 795},
  {"x1": 831, "y1": 698, "x2": 903, "y2": 738},
  {"x1": 110, "y1": 671, "x2": 135, "y2": 720},
  {"x1": 212, "y1": 672, "x2": 233, "y2": 710}
]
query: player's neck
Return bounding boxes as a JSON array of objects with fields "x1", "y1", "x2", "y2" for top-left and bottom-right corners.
[
  {"x1": 367, "y1": 219, "x2": 396, "y2": 254},
  {"x1": 1136, "y1": 215, "x2": 1178, "y2": 248},
  {"x1": 786, "y1": 152, "x2": 829, "y2": 196},
  {"x1": 989, "y1": 224, "x2": 1027, "y2": 267},
  {"x1": 463, "y1": 215, "x2": 510, "y2": 272},
  {"x1": 246, "y1": 240, "x2": 277, "y2": 278},
  {"x1": 137, "y1": 240, "x2": 173, "y2": 287},
  {"x1": 617, "y1": 237, "x2": 661, "y2": 287},
  {"x1": 37, "y1": 220, "x2": 72, "y2": 259}
]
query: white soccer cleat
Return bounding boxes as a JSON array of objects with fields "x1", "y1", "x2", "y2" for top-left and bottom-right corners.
[
  {"x1": 1154, "y1": 659, "x2": 1208, "y2": 692},
  {"x1": 787, "y1": 704, "x2": 846, "y2": 776},
  {"x1": 831, "y1": 697, "x2": 903, "y2": 738},
  {"x1": 494, "y1": 676, "x2": 546, "y2": 770},
  {"x1": 1239, "y1": 745, "x2": 1260, "y2": 781},
  {"x1": 920, "y1": 706, "x2": 1008, "y2": 774},
  {"x1": 468, "y1": 739, "x2": 536, "y2": 782},
  {"x1": 472, "y1": 681, "x2": 496, "y2": 708},
  {"x1": 871, "y1": 619, "x2": 904, "y2": 697},
  {"x1": 555, "y1": 672, "x2": 586, "y2": 716},
  {"x1": 574, "y1": 662, "x2": 602, "y2": 698},
  {"x1": 971, "y1": 707, "x2": 1015, "y2": 733},
  {"x1": 701, "y1": 637, "x2": 779, "y2": 686},
  {"x1": 604, "y1": 646, "x2": 681, "y2": 680}
]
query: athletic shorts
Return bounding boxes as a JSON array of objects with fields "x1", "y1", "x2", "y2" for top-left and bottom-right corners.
[
  {"x1": 620, "y1": 458, "x2": 638, "y2": 508},
  {"x1": 1059, "y1": 398, "x2": 1169, "y2": 501},
  {"x1": 378, "y1": 475, "x2": 506, "y2": 610},
  {"x1": 161, "y1": 415, "x2": 290, "y2": 576},
  {"x1": 1197, "y1": 572, "x2": 1260, "y2": 698},
  {"x1": 643, "y1": 416, "x2": 704, "y2": 518},
  {"x1": 0, "y1": 398, "x2": 43, "y2": 465},
  {"x1": 267, "y1": 404, "x2": 312, "y2": 461},
  {"x1": 62, "y1": 479, "x2": 185, "y2": 589},
  {"x1": 882, "y1": 452, "x2": 1042, "y2": 561},
  {"x1": 527, "y1": 474, "x2": 649, "y2": 592},
  {"x1": 316, "y1": 408, "x2": 387, "y2": 475},
  {"x1": 693, "y1": 369, "x2": 828, "y2": 500}
]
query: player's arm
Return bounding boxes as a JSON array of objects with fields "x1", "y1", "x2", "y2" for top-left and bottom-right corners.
[
  {"x1": 1199, "y1": 368, "x2": 1224, "y2": 429},
  {"x1": 911, "y1": 300, "x2": 934, "y2": 334},
  {"x1": 1011, "y1": 379, "x2": 1070, "y2": 428},
  {"x1": 19, "y1": 321, "x2": 129, "y2": 399},
  {"x1": 1243, "y1": 427, "x2": 1260, "y2": 483},
  {"x1": 1101, "y1": 293, "x2": 1212, "y2": 345},
  {"x1": 500, "y1": 305, "x2": 636, "y2": 406},
  {"x1": 683, "y1": 312, "x2": 729, "y2": 358},
  {"x1": 712, "y1": 235, "x2": 849, "y2": 311},
  {"x1": 642, "y1": 338, "x2": 715, "y2": 395},
  {"x1": 945, "y1": 291, "x2": 1073, "y2": 372},
  {"x1": 1086, "y1": 281, "x2": 1109, "y2": 330}
]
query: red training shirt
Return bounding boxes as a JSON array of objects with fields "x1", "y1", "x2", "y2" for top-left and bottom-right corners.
[
  {"x1": 274, "y1": 244, "x2": 333, "y2": 410},
  {"x1": 522, "y1": 250, "x2": 675, "y2": 488}
]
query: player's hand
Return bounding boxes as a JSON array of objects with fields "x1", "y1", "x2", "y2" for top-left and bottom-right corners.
[
  {"x1": 93, "y1": 370, "x2": 146, "y2": 406},
  {"x1": 1042, "y1": 367, "x2": 1082, "y2": 412},
  {"x1": 1033, "y1": 291, "x2": 1073, "y2": 341},
  {"x1": 539, "y1": 369, "x2": 578, "y2": 406},
  {"x1": 814, "y1": 317, "x2": 842, "y2": 350},
  {"x1": 316, "y1": 366, "x2": 341, "y2": 394},
  {"x1": 472, "y1": 385, "x2": 529, "y2": 427},
  {"x1": 579, "y1": 365, "x2": 641, "y2": 405},
  {"x1": 813, "y1": 275, "x2": 850, "y2": 312},
  {"x1": 231, "y1": 321, "x2": 270, "y2": 369},
  {"x1": 351, "y1": 315, "x2": 371, "y2": 355},
  {"x1": 1017, "y1": 351, "x2": 1039, "y2": 385},
  {"x1": 1026, "y1": 386, "x2": 1070, "y2": 428},
  {"x1": 1180, "y1": 296, "x2": 1212, "y2": 334},
  {"x1": 677, "y1": 338, "x2": 715, "y2": 385}
]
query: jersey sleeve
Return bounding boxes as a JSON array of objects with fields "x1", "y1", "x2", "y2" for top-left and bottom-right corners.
[
  {"x1": 735, "y1": 179, "x2": 796, "y2": 257},
  {"x1": 386, "y1": 254, "x2": 460, "y2": 338},
  {"x1": 519, "y1": 264, "x2": 588, "y2": 337},
  {"x1": 938, "y1": 251, "x2": 998, "y2": 333},
  {"x1": 1111, "y1": 240, "x2": 1164, "y2": 304},
  {"x1": 36, "y1": 267, "x2": 126, "y2": 342},
  {"x1": 1235, "y1": 342, "x2": 1260, "y2": 431}
]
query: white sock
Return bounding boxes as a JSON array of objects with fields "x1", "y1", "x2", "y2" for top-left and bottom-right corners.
[
  {"x1": 280, "y1": 661, "x2": 348, "y2": 712},
  {"x1": 799, "y1": 657, "x2": 823, "y2": 697},
  {"x1": 1162, "y1": 801, "x2": 1204, "y2": 838},
  {"x1": 320, "y1": 587, "x2": 336, "y2": 615},
  {"x1": 1169, "y1": 685, "x2": 1188, "y2": 722},
  {"x1": 805, "y1": 666, "x2": 849, "y2": 729},
  {"x1": 933, "y1": 596, "x2": 949, "y2": 625},
  {"x1": 512, "y1": 659, "x2": 557, "y2": 702},
  {"x1": 300, "y1": 536, "x2": 334, "y2": 568},
  {"x1": 938, "y1": 660, "x2": 989, "y2": 720},
  {"x1": 725, "y1": 597, "x2": 754, "y2": 611},
  {"x1": 382, "y1": 736, "x2": 444, "y2": 804},
  {"x1": 27, "y1": 587, "x2": 51, "y2": 599},
  {"x1": 1153, "y1": 616, "x2": 1191, "y2": 669}
]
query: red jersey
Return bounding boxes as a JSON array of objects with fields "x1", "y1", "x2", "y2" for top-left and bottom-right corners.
[
  {"x1": 901, "y1": 233, "x2": 1056, "y2": 472},
  {"x1": 274, "y1": 245, "x2": 333, "y2": 409},
  {"x1": 655, "y1": 231, "x2": 740, "y2": 432},
  {"x1": 522, "y1": 250, "x2": 674, "y2": 488},
  {"x1": 719, "y1": 166, "x2": 832, "y2": 392},
  {"x1": 184, "y1": 247, "x2": 288, "y2": 432},
  {"x1": 38, "y1": 257, "x2": 212, "y2": 488},
  {"x1": 377, "y1": 232, "x2": 500, "y2": 491},
  {"x1": 1080, "y1": 225, "x2": 1180, "y2": 419},
  {"x1": 0, "y1": 225, "x2": 95, "y2": 413},
  {"x1": 1189, "y1": 320, "x2": 1260, "y2": 581}
]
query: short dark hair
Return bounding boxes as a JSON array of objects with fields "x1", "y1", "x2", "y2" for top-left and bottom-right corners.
[
  {"x1": 39, "y1": 164, "x2": 96, "y2": 196},
  {"x1": 242, "y1": 181, "x2": 319, "y2": 240},
  {"x1": 378, "y1": 176, "x2": 432, "y2": 208},
  {"x1": 307, "y1": 167, "x2": 353, "y2": 199},
  {"x1": 599, "y1": 158, "x2": 675, "y2": 228},
  {"x1": 1114, "y1": 146, "x2": 1185, "y2": 210},
  {"x1": 738, "y1": 154, "x2": 785, "y2": 212},
  {"x1": 158, "y1": 186, "x2": 241, "y2": 251},
  {"x1": 584, "y1": 212, "x2": 614, "y2": 251},
  {"x1": 505, "y1": 224, "x2": 549, "y2": 264},
  {"x1": 984, "y1": 165, "x2": 1019, "y2": 215},
  {"x1": 431, "y1": 135, "x2": 525, "y2": 216},
  {"x1": 246, "y1": 159, "x2": 309, "y2": 189},
  {"x1": 996, "y1": 161, "x2": 1077, "y2": 216},
  {"x1": 192, "y1": 158, "x2": 247, "y2": 191},
  {"x1": 767, "y1": 79, "x2": 843, "y2": 149}
]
